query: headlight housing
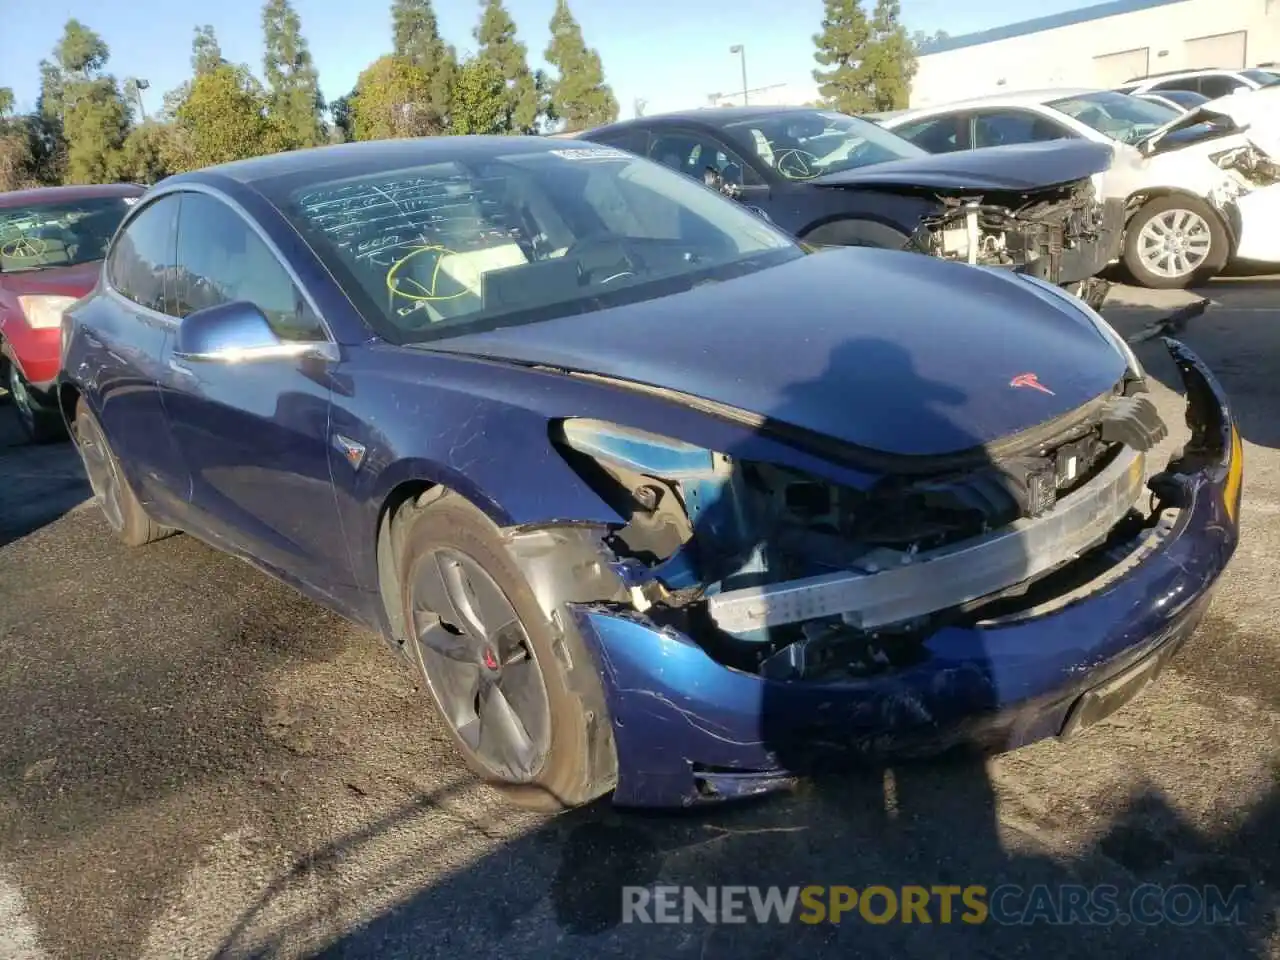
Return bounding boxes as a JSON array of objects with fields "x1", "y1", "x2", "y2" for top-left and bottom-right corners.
[
  {"x1": 17, "y1": 294, "x2": 76, "y2": 330},
  {"x1": 1017, "y1": 274, "x2": 1144, "y2": 380}
]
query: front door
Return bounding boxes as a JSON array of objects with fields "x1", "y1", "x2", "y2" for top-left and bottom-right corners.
[{"x1": 157, "y1": 190, "x2": 357, "y2": 602}]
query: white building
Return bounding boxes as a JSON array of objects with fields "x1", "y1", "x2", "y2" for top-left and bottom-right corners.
[{"x1": 911, "y1": 0, "x2": 1280, "y2": 107}]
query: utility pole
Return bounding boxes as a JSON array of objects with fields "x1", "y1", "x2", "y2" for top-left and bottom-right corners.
[{"x1": 729, "y1": 45, "x2": 748, "y2": 105}]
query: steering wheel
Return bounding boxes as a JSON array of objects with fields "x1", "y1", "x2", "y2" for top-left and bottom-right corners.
[
  {"x1": 774, "y1": 148, "x2": 822, "y2": 180},
  {"x1": 563, "y1": 234, "x2": 639, "y2": 285},
  {"x1": 0, "y1": 235, "x2": 47, "y2": 259}
]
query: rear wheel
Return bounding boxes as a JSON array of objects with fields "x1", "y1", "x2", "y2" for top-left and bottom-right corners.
[
  {"x1": 1123, "y1": 195, "x2": 1227, "y2": 289},
  {"x1": 71, "y1": 398, "x2": 173, "y2": 546},
  {"x1": 397, "y1": 492, "x2": 616, "y2": 811}
]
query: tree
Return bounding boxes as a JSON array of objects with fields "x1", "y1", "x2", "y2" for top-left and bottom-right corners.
[
  {"x1": 116, "y1": 122, "x2": 180, "y2": 183},
  {"x1": 329, "y1": 91, "x2": 355, "y2": 141},
  {"x1": 262, "y1": 0, "x2": 325, "y2": 147},
  {"x1": 543, "y1": 0, "x2": 618, "y2": 131},
  {"x1": 450, "y1": 57, "x2": 510, "y2": 135},
  {"x1": 861, "y1": 0, "x2": 916, "y2": 111},
  {"x1": 350, "y1": 55, "x2": 440, "y2": 140},
  {"x1": 391, "y1": 0, "x2": 457, "y2": 126},
  {"x1": 0, "y1": 89, "x2": 14, "y2": 119},
  {"x1": 812, "y1": 0, "x2": 875, "y2": 115},
  {"x1": 474, "y1": 0, "x2": 538, "y2": 132},
  {"x1": 193, "y1": 25, "x2": 226, "y2": 76},
  {"x1": 48, "y1": 20, "x2": 129, "y2": 183},
  {"x1": 911, "y1": 28, "x2": 949, "y2": 52},
  {"x1": 175, "y1": 63, "x2": 287, "y2": 169}
]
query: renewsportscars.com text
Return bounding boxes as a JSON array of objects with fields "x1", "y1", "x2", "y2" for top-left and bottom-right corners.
[{"x1": 622, "y1": 884, "x2": 1248, "y2": 926}]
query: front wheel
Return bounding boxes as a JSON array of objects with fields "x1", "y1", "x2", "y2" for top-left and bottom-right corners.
[
  {"x1": 1123, "y1": 195, "x2": 1227, "y2": 289},
  {"x1": 397, "y1": 492, "x2": 617, "y2": 811},
  {"x1": 5, "y1": 355, "x2": 66, "y2": 444}
]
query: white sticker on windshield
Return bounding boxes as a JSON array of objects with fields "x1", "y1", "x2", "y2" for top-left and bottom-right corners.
[
  {"x1": 123, "y1": 197, "x2": 139, "y2": 205},
  {"x1": 549, "y1": 147, "x2": 631, "y2": 162}
]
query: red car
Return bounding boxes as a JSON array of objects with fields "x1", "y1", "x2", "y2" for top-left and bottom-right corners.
[{"x1": 0, "y1": 183, "x2": 145, "y2": 441}]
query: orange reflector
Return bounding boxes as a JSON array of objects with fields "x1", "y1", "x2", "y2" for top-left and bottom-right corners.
[{"x1": 1224, "y1": 425, "x2": 1243, "y2": 523}]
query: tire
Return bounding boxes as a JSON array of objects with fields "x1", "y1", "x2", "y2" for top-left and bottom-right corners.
[
  {"x1": 4, "y1": 351, "x2": 66, "y2": 443},
  {"x1": 397, "y1": 491, "x2": 616, "y2": 811},
  {"x1": 802, "y1": 219, "x2": 912, "y2": 251},
  {"x1": 1123, "y1": 195, "x2": 1228, "y2": 289},
  {"x1": 70, "y1": 397, "x2": 173, "y2": 546}
]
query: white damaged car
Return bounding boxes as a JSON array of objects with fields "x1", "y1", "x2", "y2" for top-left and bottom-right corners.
[{"x1": 882, "y1": 89, "x2": 1280, "y2": 288}]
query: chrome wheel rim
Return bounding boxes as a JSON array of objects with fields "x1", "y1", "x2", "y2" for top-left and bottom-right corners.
[
  {"x1": 410, "y1": 548, "x2": 552, "y2": 783},
  {"x1": 1137, "y1": 208, "x2": 1213, "y2": 279},
  {"x1": 74, "y1": 411, "x2": 125, "y2": 533}
]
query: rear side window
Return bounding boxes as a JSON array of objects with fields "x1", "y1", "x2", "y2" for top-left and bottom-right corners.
[
  {"x1": 1196, "y1": 75, "x2": 1247, "y2": 99},
  {"x1": 106, "y1": 195, "x2": 179, "y2": 315},
  {"x1": 173, "y1": 192, "x2": 326, "y2": 342},
  {"x1": 590, "y1": 128, "x2": 650, "y2": 155},
  {"x1": 894, "y1": 115, "x2": 967, "y2": 153},
  {"x1": 972, "y1": 110, "x2": 1074, "y2": 148}
]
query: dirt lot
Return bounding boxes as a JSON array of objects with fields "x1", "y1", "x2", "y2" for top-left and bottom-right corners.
[{"x1": 0, "y1": 279, "x2": 1276, "y2": 959}]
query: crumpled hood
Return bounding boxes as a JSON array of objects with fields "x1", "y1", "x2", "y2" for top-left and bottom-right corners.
[
  {"x1": 1133, "y1": 104, "x2": 1247, "y2": 155},
  {"x1": 419, "y1": 249, "x2": 1126, "y2": 459},
  {"x1": 809, "y1": 140, "x2": 1114, "y2": 192}
]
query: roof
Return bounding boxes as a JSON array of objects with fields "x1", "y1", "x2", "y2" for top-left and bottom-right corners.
[
  {"x1": 921, "y1": 0, "x2": 1186, "y2": 56},
  {"x1": 0, "y1": 182, "x2": 145, "y2": 209},
  {"x1": 583, "y1": 105, "x2": 827, "y2": 138},
  {"x1": 887, "y1": 88, "x2": 1102, "y2": 120},
  {"x1": 164, "y1": 135, "x2": 578, "y2": 187}
]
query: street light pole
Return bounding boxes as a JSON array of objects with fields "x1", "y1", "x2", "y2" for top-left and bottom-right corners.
[{"x1": 729, "y1": 45, "x2": 748, "y2": 105}]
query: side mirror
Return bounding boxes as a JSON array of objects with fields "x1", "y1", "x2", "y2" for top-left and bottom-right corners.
[{"x1": 174, "y1": 300, "x2": 328, "y2": 363}]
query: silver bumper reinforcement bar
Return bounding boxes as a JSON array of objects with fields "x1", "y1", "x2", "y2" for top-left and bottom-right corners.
[{"x1": 707, "y1": 446, "x2": 1147, "y2": 635}]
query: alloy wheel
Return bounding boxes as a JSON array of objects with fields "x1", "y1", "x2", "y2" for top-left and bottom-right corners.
[
  {"x1": 74, "y1": 411, "x2": 126, "y2": 533},
  {"x1": 8, "y1": 363, "x2": 35, "y2": 433},
  {"x1": 410, "y1": 547, "x2": 552, "y2": 783},
  {"x1": 1137, "y1": 208, "x2": 1213, "y2": 279}
]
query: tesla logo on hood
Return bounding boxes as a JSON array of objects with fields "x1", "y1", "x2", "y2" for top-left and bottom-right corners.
[{"x1": 1010, "y1": 373, "x2": 1055, "y2": 396}]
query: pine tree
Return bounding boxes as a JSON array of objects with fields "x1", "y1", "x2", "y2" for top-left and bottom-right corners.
[
  {"x1": 473, "y1": 0, "x2": 538, "y2": 133},
  {"x1": 862, "y1": 0, "x2": 916, "y2": 111},
  {"x1": 192, "y1": 25, "x2": 225, "y2": 76},
  {"x1": 544, "y1": 0, "x2": 617, "y2": 131},
  {"x1": 50, "y1": 19, "x2": 130, "y2": 183},
  {"x1": 811, "y1": 0, "x2": 875, "y2": 115},
  {"x1": 262, "y1": 0, "x2": 325, "y2": 148},
  {"x1": 390, "y1": 0, "x2": 456, "y2": 129}
]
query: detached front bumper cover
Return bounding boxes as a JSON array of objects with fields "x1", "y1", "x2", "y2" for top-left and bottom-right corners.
[{"x1": 568, "y1": 338, "x2": 1241, "y2": 808}]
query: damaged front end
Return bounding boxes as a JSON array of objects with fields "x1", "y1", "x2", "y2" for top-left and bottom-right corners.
[
  {"x1": 512, "y1": 339, "x2": 1241, "y2": 807},
  {"x1": 1210, "y1": 143, "x2": 1280, "y2": 189},
  {"x1": 912, "y1": 177, "x2": 1125, "y2": 287}
]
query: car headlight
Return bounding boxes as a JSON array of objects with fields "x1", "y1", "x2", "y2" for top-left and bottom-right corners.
[
  {"x1": 1017, "y1": 274, "x2": 1144, "y2": 380},
  {"x1": 17, "y1": 294, "x2": 76, "y2": 330}
]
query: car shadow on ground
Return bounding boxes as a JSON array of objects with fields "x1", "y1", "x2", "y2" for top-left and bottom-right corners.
[
  {"x1": 0, "y1": 404, "x2": 88, "y2": 548},
  {"x1": 217, "y1": 334, "x2": 1274, "y2": 958}
]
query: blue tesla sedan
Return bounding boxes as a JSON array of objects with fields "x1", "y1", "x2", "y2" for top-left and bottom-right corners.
[{"x1": 57, "y1": 136, "x2": 1241, "y2": 809}]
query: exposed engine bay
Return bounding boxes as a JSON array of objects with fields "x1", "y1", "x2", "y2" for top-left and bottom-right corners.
[
  {"x1": 911, "y1": 177, "x2": 1119, "y2": 283},
  {"x1": 1211, "y1": 144, "x2": 1280, "y2": 188},
  {"x1": 550, "y1": 379, "x2": 1179, "y2": 684}
]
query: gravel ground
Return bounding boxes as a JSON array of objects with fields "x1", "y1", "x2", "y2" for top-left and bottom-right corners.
[{"x1": 0, "y1": 279, "x2": 1276, "y2": 959}]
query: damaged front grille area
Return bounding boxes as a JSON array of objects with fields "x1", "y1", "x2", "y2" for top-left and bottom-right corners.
[
  {"x1": 552, "y1": 385, "x2": 1171, "y2": 683},
  {"x1": 914, "y1": 177, "x2": 1110, "y2": 280},
  {"x1": 1211, "y1": 144, "x2": 1280, "y2": 188}
]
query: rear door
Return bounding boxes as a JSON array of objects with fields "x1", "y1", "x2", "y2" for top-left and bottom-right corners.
[
  {"x1": 891, "y1": 112, "x2": 971, "y2": 153},
  {"x1": 970, "y1": 108, "x2": 1079, "y2": 150},
  {"x1": 158, "y1": 189, "x2": 356, "y2": 601},
  {"x1": 86, "y1": 192, "x2": 192, "y2": 518}
]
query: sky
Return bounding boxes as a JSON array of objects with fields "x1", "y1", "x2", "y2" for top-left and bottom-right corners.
[{"x1": 0, "y1": 0, "x2": 1103, "y2": 120}]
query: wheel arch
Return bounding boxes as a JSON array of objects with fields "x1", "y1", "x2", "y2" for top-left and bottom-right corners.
[
  {"x1": 800, "y1": 215, "x2": 914, "y2": 249},
  {"x1": 1124, "y1": 186, "x2": 1232, "y2": 237}
]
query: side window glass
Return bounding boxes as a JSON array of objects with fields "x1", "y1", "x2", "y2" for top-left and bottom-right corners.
[
  {"x1": 174, "y1": 192, "x2": 326, "y2": 342},
  {"x1": 106, "y1": 195, "x2": 179, "y2": 315},
  {"x1": 1197, "y1": 75, "x2": 1242, "y2": 99},
  {"x1": 894, "y1": 116, "x2": 965, "y2": 153},
  {"x1": 973, "y1": 110, "x2": 1072, "y2": 148},
  {"x1": 592, "y1": 129, "x2": 649, "y2": 154},
  {"x1": 1153, "y1": 77, "x2": 1203, "y2": 94},
  {"x1": 647, "y1": 131, "x2": 761, "y2": 185}
]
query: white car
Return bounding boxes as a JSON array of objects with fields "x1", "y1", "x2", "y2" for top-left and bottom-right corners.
[
  {"x1": 882, "y1": 89, "x2": 1280, "y2": 288},
  {"x1": 1115, "y1": 66, "x2": 1280, "y2": 100}
]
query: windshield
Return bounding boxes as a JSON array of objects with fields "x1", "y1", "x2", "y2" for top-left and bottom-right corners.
[
  {"x1": 1048, "y1": 90, "x2": 1190, "y2": 144},
  {"x1": 0, "y1": 196, "x2": 136, "y2": 273},
  {"x1": 720, "y1": 109, "x2": 926, "y2": 180},
  {"x1": 274, "y1": 146, "x2": 800, "y2": 344},
  {"x1": 1241, "y1": 69, "x2": 1280, "y2": 87}
]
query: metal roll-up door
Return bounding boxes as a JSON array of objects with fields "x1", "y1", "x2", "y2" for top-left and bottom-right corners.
[
  {"x1": 1184, "y1": 31, "x2": 1247, "y2": 69},
  {"x1": 1094, "y1": 47, "x2": 1151, "y2": 86}
]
